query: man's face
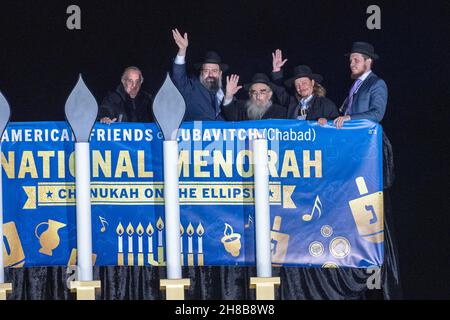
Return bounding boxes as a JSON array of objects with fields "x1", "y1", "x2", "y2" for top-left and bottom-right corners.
[
  {"x1": 249, "y1": 83, "x2": 273, "y2": 107},
  {"x1": 122, "y1": 70, "x2": 142, "y2": 98},
  {"x1": 349, "y1": 53, "x2": 372, "y2": 79},
  {"x1": 200, "y1": 63, "x2": 222, "y2": 90},
  {"x1": 294, "y1": 77, "x2": 315, "y2": 98}
]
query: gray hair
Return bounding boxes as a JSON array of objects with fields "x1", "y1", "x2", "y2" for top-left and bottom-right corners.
[{"x1": 121, "y1": 66, "x2": 144, "y2": 84}]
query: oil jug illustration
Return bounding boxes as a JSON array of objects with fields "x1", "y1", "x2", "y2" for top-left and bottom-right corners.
[{"x1": 34, "y1": 219, "x2": 67, "y2": 256}]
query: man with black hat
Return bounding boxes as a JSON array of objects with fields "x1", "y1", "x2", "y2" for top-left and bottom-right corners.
[
  {"x1": 271, "y1": 49, "x2": 338, "y2": 124},
  {"x1": 334, "y1": 41, "x2": 388, "y2": 129},
  {"x1": 171, "y1": 28, "x2": 227, "y2": 121},
  {"x1": 221, "y1": 73, "x2": 287, "y2": 121}
]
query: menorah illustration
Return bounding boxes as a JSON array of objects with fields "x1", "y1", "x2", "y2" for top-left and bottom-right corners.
[{"x1": 116, "y1": 218, "x2": 204, "y2": 267}]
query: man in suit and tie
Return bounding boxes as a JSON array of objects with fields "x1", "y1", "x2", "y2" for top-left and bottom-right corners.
[
  {"x1": 334, "y1": 42, "x2": 387, "y2": 129},
  {"x1": 171, "y1": 28, "x2": 227, "y2": 121}
]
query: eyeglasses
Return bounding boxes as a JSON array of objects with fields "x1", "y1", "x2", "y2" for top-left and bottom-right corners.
[
  {"x1": 124, "y1": 78, "x2": 141, "y2": 85},
  {"x1": 201, "y1": 68, "x2": 220, "y2": 75},
  {"x1": 249, "y1": 89, "x2": 271, "y2": 97}
]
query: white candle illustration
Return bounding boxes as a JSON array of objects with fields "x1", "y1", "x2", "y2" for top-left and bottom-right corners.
[
  {"x1": 156, "y1": 217, "x2": 164, "y2": 246},
  {"x1": 117, "y1": 223, "x2": 124, "y2": 253},
  {"x1": 180, "y1": 224, "x2": 184, "y2": 254},
  {"x1": 136, "y1": 223, "x2": 144, "y2": 266},
  {"x1": 116, "y1": 223, "x2": 124, "y2": 266},
  {"x1": 186, "y1": 223, "x2": 194, "y2": 266},
  {"x1": 137, "y1": 223, "x2": 144, "y2": 253},
  {"x1": 126, "y1": 223, "x2": 134, "y2": 266},
  {"x1": 197, "y1": 223, "x2": 204, "y2": 254},
  {"x1": 156, "y1": 217, "x2": 165, "y2": 265},
  {"x1": 146, "y1": 222, "x2": 154, "y2": 254},
  {"x1": 187, "y1": 223, "x2": 193, "y2": 254}
]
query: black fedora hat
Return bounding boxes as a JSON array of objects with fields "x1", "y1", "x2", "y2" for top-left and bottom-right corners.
[
  {"x1": 284, "y1": 65, "x2": 323, "y2": 88},
  {"x1": 345, "y1": 41, "x2": 379, "y2": 60},
  {"x1": 243, "y1": 73, "x2": 274, "y2": 91},
  {"x1": 194, "y1": 51, "x2": 229, "y2": 72}
]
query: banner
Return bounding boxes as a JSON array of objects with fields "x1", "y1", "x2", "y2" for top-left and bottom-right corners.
[{"x1": 1, "y1": 120, "x2": 383, "y2": 268}]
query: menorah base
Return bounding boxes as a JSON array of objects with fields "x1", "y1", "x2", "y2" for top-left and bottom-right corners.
[
  {"x1": 0, "y1": 283, "x2": 12, "y2": 300},
  {"x1": 250, "y1": 277, "x2": 280, "y2": 300},
  {"x1": 160, "y1": 278, "x2": 190, "y2": 300},
  {"x1": 69, "y1": 281, "x2": 101, "y2": 300}
]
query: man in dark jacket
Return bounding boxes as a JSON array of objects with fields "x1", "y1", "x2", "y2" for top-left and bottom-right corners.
[
  {"x1": 221, "y1": 73, "x2": 287, "y2": 121},
  {"x1": 98, "y1": 66, "x2": 153, "y2": 123},
  {"x1": 171, "y1": 28, "x2": 227, "y2": 121},
  {"x1": 271, "y1": 49, "x2": 338, "y2": 124}
]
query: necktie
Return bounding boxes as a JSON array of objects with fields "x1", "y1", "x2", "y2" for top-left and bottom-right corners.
[
  {"x1": 345, "y1": 79, "x2": 362, "y2": 115},
  {"x1": 297, "y1": 99, "x2": 309, "y2": 120}
]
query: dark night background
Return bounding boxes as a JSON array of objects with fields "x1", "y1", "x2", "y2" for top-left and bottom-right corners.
[{"x1": 0, "y1": 0, "x2": 448, "y2": 299}]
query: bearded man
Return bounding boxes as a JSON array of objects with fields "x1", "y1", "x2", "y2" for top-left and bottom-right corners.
[
  {"x1": 171, "y1": 28, "x2": 228, "y2": 121},
  {"x1": 334, "y1": 42, "x2": 388, "y2": 129},
  {"x1": 221, "y1": 73, "x2": 286, "y2": 121}
]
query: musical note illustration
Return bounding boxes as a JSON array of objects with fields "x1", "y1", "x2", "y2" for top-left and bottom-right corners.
[
  {"x1": 302, "y1": 195, "x2": 323, "y2": 222},
  {"x1": 99, "y1": 216, "x2": 108, "y2": 232},
  {"x1": 244, "y1": 214, "x2": 253, "y2": 228}
]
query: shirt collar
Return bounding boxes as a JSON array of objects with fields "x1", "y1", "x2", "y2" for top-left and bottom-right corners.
[
  {"x1": 301, "y1": 94, "x2": 314, "y2": 104},
  {"x1": 358, "y1": 70, "x2": 372, "y2": 82}
]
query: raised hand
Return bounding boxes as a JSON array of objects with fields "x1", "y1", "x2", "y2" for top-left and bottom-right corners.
[
  {"x1": 272, "y1": 49, "x2": 288, "y2": 72},
  {"x1": 100, "y1": 117, "x2": 117, "y2": 124},
  {"x1": 225, "y1": 74, "x2": 242, "y2": 100},
  {"x1": 172, "y1": 28, "x2": 189, "y2": 56}
]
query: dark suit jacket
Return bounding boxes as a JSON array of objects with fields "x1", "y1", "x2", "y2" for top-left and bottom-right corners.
[
  {"x1": 271, "y1": 71, "x2": 339, "y2": 120},
  {"x1": 340, "y1": 72, "x2": 388, "y2": 122},
  {"x1": 98, "y1": 85, "x2": 153, "y2": 122},
  {"x1": 221, "y1": 99, "x2": 287, "y2": 121},
  {"x1": 171, "y1": 62, "x2": 224, "y2": 121}
]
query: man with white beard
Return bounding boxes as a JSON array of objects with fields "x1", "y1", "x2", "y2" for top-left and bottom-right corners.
[{"x1": 221, "y1": 73, "x2": 287, "y2": 121}]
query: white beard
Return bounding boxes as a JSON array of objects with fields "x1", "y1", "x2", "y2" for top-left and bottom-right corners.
[{"x1": 246, "y1": 100, "x2": 272, "y2": 120}]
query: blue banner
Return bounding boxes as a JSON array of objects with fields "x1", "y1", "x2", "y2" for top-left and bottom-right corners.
[{"x1": 1, "y1": 120, "x2": 383, "y2": 269}]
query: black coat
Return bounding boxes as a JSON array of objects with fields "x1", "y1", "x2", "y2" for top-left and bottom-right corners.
[
  {"x1": 271, "y1": 71, "x2": 339, "y2": 120},
  {"x1": 98, "y1": 85, "x2": 154, "y2": 122},
  {"x1": 221, "y1": 99, "x2": 287, "y2": 121}
]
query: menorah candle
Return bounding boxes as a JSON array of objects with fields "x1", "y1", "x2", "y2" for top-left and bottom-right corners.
[
  {"x1": 147, "y1": 223, "x2": 154, "y2": 254},
  {"x1": 0, "y1": 145, "x2": 4, "y2": 283},
  {"x1": 197, "y1": 223, "x2": 204, "y2": 254},
  {"x1": 186, "y1": 223, "x2": 194, "y2": 266},
  {"x1": 0, "y1": 92, "x2": 9, "y2": 284},
  {"x1": 116, "y1": 223, "x2": 124, "y2": 266},
  {"x1": 163, "y1": 141, "x2": 182, "y2": 279},
  {"x1": 180, "y1": 224, "x2": 184, "y2": 266},
  {"x1": 137, "y1": 223, "x2": 144, "y2": 266},
  {"x1": 64, "y1": 76, "x2": 98, "y2": 283},
  {"x1": 126, "y1": 223, "x2": 134, "y2": 266},
  {"x1": 156, "y1": 217, "x2": 165, "y2": 265},
  {"x1": 157, "y1": 217, "x2": 164, "y2": 246},
  {"x1": 253, "y1": 138, "x2": 272, "y2": 278},
  {"x1": 196, "y1": 223, "x2": 204, "y2": 266}
]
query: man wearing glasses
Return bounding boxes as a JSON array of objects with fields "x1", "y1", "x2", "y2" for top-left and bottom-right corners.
[
  {"x1": 171, "y1": 28, "x2": 227, "y2": 121},
  {"x1": 98, "y1": 66, "x2": 154, "y2": 123},
  {"x1": 221, "y1": 73, "x2": 287, "y2": 121}
]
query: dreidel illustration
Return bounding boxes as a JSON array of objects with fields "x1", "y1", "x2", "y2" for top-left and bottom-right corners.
[
  {"x1": 270, "y1": 216, "x2": 290, "y2": 264},
  {"x1": 348, "y1": 177, "x2": 384, "y2": 243}
]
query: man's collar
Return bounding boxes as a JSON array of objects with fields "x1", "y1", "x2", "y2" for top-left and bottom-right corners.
[
  {"x1": 301, "y1": 94, "x2": 314, "y2": 104},
  {"x1": 358, "y1": 70, "x2": 372, "y2": 82}
]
